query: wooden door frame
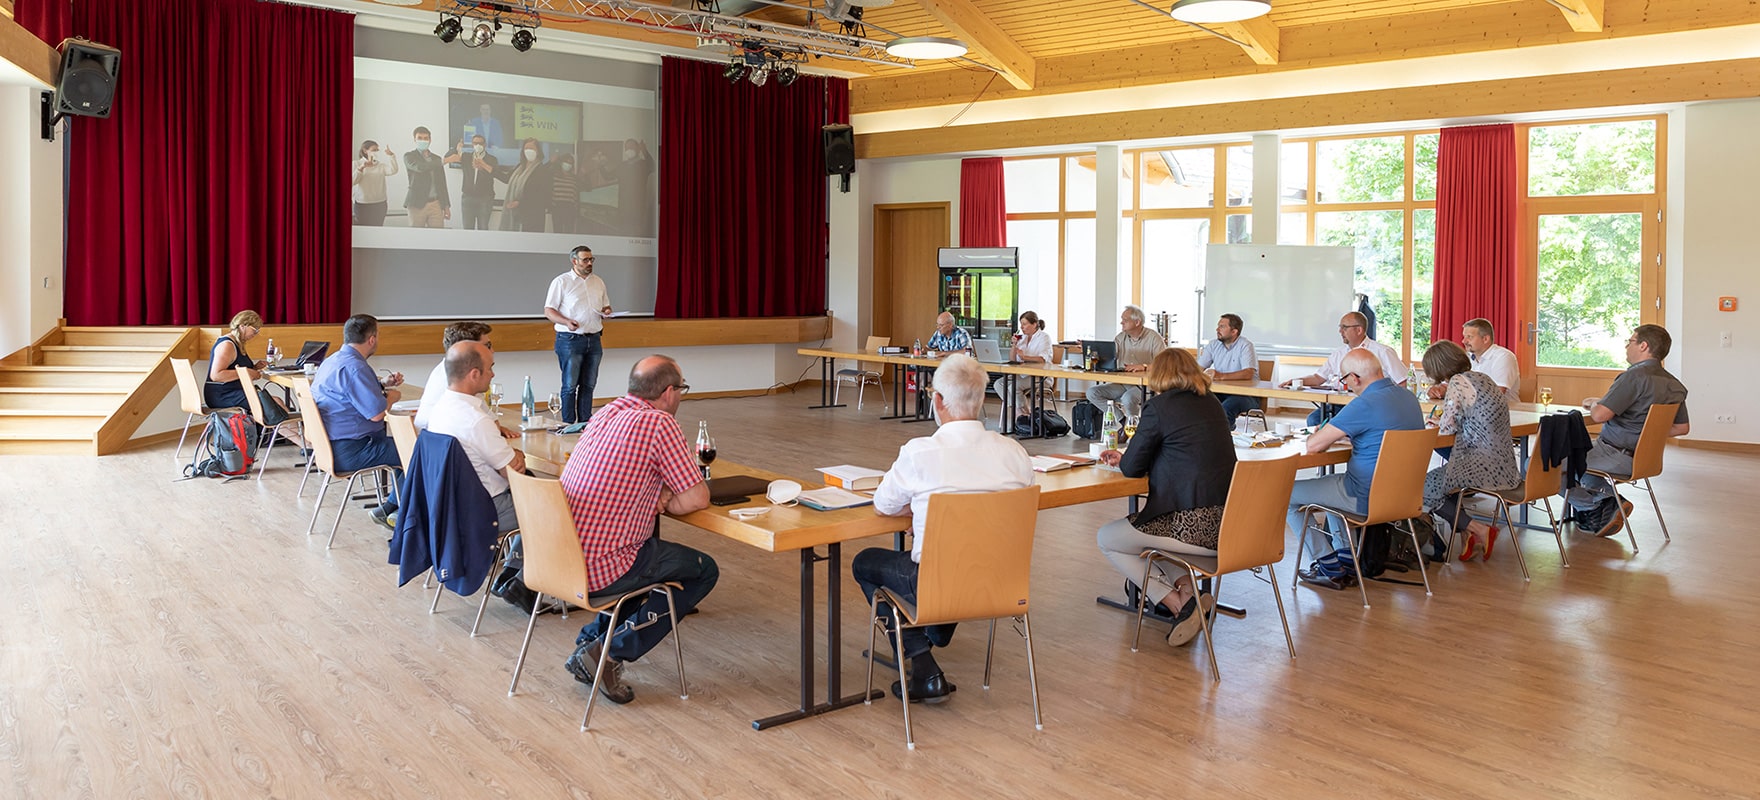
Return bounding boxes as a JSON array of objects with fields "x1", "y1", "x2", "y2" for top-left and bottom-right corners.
[{"x1": 871, "y1": 201, "x2": 952, "y2": 343}]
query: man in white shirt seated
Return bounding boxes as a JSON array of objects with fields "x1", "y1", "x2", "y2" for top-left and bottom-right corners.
[
  {"x1": 1198, "y1": 313, "x2": 1260, "y2": 421},
  {"x1": 423, "y1": 340, "x2": 526, "y2": 534},
  {"x1": 854, "y1": 354, "x2": 1034, "y2": 704},
  {"x1": 1290, "y1": 311, "x2": 1409, "y2": 426},
  {"x1": 1085, "y1": 304, "x2": 1166, "y2": 419},
  {"x1": 1429, "y1": 317, "x2": 1519, "y2": 404},
  {"x1": 415, "y1": 321, "x2": 492, "y2": 430}
]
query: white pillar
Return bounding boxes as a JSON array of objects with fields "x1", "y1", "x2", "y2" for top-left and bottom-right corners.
[
  {"x1": 1095, "y1": 144, "x2": 1122, "y2": 337},
  {"x1": 1252, "y1": 133, "x2": 1280, "y2": 244}
]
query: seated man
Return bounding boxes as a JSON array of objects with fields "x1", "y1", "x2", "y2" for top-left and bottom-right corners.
[
  {"x1": 1288, "y1": 350, "x2": 1424, "y2": 590},
  {"x1": 1198, "y1": 313, "x2": 1260, "y2": 421},
  {"x1": 310, "y1": 313, "x2": 405, "y2": 525},
  {"x1": 1567, "y1": 324, "x2": 1690, "y2": 536},
  {"x1": 415, "y1": 320, "x2": 492, "y2": 430},
  {"x1": 560, "y1": 355, "x2": 717, "y2": 705},
  {"x1": 926, "y1": 311, "x2": 972, "y2": 354},
  {"x1": 1084, "y1": 305, "x2": 1165, "y2": 419},
  {"x1": 423, "y1": 341, "x2": 525, "y2": 535},
  {"x1": 855, "y1": 354, "x2": 1035, "y2": 703},
  {"x1": 1429, "y1": 318, "x2": 1519, "y2": 404},
  {"x1": 1290, "y1": 312, "x2": 1409, "y2": 426}
]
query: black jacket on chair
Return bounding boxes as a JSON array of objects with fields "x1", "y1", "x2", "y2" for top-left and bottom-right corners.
[{"x1": 1117, "y1": 389, "x2": 1236, "y2": 524}]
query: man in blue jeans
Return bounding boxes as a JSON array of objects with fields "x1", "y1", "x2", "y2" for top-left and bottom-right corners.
[
  {"x1": 310, "y1": 313, "x2": 405, "y2": 524},
  {"x1": 543, "y1": 245, "x2": 613, "y2": 423}
]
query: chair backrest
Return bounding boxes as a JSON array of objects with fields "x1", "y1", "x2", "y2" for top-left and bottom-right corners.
[
  {"x1": 914, "y1": 485, "x2": 1042, "y2": 625},
  {"x1": 386, "y1": 413, "x2": 418, "y2": 470},
  {"x1": 290, "y1": 377, "x2": 339, "y2": 476},
  {"x1": 1363, "y1": 427, "x2": 1440, "y2": 524},
  {"x1": 1628, "y1": 402, "x2": 1678, "y2": 481},
  {"x1": 506, "y1": 471, "x2": 595, "y2": 608},
  {"x1": 235, "y1": 366, "x2": 269, "y2": 425},
  {"x1": 1214, "y1": 455, "x2": 1300, "y2": 575},
  {"x1": 170, "y1": 357, "x2": 204, "y2": 415},
  {"x1": 859, "y1": 335, "x2": 890, "y2": 374},
  {"x1": 1520, "y1": 440, "x2": 1552, "y2": 503}
]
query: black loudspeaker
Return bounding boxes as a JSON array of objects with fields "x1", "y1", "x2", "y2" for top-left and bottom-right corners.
[
  {"x1": 55, "y1": 39, "x2": 122, "y2": 119},
  {"x1": 822, "y1": 124, "x2": 854, "y2": 176}
]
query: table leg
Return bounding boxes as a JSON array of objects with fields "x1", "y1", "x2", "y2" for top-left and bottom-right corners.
[
  {"x1": 881, "y1": 364, "x2": 909, "y2": 420},
  {"x1": 751, "y1": 544, "x2": 882, "y2": 730},
  {"x1": 809, "y1": 356, "x2": 847, "y2": 409}
]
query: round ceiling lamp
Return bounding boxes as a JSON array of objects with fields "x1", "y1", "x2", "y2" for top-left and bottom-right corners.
[
  {"x1": 1169, "y1": 0, "x2": 1271, "y2": 24},
  {"x1": 846, "y1": 0, "x2": 894, "y2": 6},
  {"x1": 884, "y1": 36, "x2": 967, "y2": 60}
]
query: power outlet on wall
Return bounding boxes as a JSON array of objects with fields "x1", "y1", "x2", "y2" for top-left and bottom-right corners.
[{"x1": 1715, "y1": 414, "x2": 1737, "y2": 424}]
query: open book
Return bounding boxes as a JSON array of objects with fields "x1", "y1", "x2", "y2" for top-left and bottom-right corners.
[
  {"x1": 797, "y1": 486, "x2": 874, "y2": 511},
  {"x1": 816, "y1": 464, "x2": 885, "y2": 491},
  {"x1": 1030, "y1": 454, "x2": 1095, "y2": 472}
]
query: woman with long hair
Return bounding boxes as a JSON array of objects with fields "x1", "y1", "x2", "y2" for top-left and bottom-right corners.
[{"x1": 498, "y1": 137, "x2": 551, "y2": 232}]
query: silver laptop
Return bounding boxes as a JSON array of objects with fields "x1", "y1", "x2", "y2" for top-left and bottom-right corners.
[{"x1": 970, "y1": 338, "x2": 1014, "y2": 365}]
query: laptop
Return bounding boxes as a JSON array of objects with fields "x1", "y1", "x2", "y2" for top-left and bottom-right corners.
[
  {"x1": 1081, "y1": 339, "x2": 1120, "y2": 372},
  {"x1": 970, "y1": 338, "x2": 1017, "y2": 365},
  {"x1": 269, "y1": 340, "x2": 330, "y2": 371}
]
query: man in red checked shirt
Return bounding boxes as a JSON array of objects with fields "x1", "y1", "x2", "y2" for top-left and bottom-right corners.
[{"x1": 559, "y1": 355, "x2": 717, "y2": 705}]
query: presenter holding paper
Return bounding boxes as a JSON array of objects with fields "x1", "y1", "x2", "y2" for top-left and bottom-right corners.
[{"x1": 545, "y1": 244, "x2": 614, "y2": 424}]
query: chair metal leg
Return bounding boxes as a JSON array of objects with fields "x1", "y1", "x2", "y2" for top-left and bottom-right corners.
[
  {"x1": 1539, "y1": 497, "x2": 1568, "y2": 567},
  {"x1": 325, "y1": 474, "x2": 362, "y2": 550},
  {"x1": 257, "y1": 429, "x2": 277, "y2": 480},
  {"x1": 1397, "y1": 519, "x2": 1433, "y2": 596},
  {"x1": 1189, "y1": 567, "x2": 1221, "y2": 682},
  {"x1": 1494, "y1": 498, "x2": 1531, "y2": 582},
  {"x1": 1339, "y1": 518, "x2": 1370, "y2": 608},
  {"x1": 298, "y1": 456, "x2": 315, "y2": 497},
  {"x1": 1266, "y1": 563, "x2": 1296, "y2": 661},
  {"x1": 507, "y1": 591, "x2": 547, "y2": 695},
  {"x1": 472, "y1": 541, "x2": 509, "y2": 637},
  {"x1": 983, "y1": 619, "x2": 996, "y2": 689},
  {"x1": 833, "y1": 378, "x2": 843, "y2": 407},
  {"x1": 891, "y1": 606, "x2": 914, "y2": 750},
  {"x1": 174, "y1": 412, "x2": 195, "y2": 462},
  {"x1": 422, "y1": 569, "x2": 432, "y2": 590},
  {"x1": 1021, "y1": 612, "x2": 1042, "y2": 731},
  {"x1": 430, "y1": 578, "x2": 445, "y2": 613},
  {"x1": 307, "y1": 476, "x2": 332, "y2": 535},
  {"x1": 1132, "y1": 556, "x2": 1156, "y2": 652},
  {"x1": 1612, "y1": 485, "x2": 1639, "y2": 553},
  {"x1": 864, "y1": 597, "x2": 882, "y2": 705},
  {"x1": 1644, "y1": 478, "x2": 1670, "y2": 541},
  {"x1": 661, "y1": 585, "x2": 688, "y2": 700}
]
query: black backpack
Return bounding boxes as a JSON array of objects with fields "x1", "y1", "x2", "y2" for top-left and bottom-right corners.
[
  {"x1": 1070, "y1": 400, "x2": 1102, "y2": 439},
  {"x1": 1014, "y1": 409, "x2": 1071, "y2": 439}
]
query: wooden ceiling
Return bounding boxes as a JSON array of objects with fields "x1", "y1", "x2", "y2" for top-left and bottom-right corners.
[{"x1": 379, "y1": 0, "x2": 1760, "y2": 115}]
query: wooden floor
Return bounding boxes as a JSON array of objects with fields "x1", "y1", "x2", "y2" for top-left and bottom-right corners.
[{"x1": 4, "y1": 390, "x2": 1758, "y2": 798}]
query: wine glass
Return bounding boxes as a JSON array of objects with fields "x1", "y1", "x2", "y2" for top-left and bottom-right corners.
[
  {"x1": 1121, "y1": 414, "x2": 1138, "y2": 446},
  {"x1": 695, "y1": 429, "x2": 717, "y2": 479},
  {"x1": 547, "y1": 392, "x2": 562, "y2": 422},
  {"x1": 1538, "y1": 386, "x2": 1554, "y2": 411},
  {"x1": 487, "y1": 382, "x2": 503, "y2": 416}
]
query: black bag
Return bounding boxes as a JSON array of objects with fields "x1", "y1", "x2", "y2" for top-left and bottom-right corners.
[
  {"x1": 1070, "y1": 399, "x2": 1102, "y2": 439},
  {"x1": 1355, "y1": 523, "x2": 1394, "y2": 579},
  {"x1": 1014, "y1": 409, "x2": 1071, "y2": 439}
]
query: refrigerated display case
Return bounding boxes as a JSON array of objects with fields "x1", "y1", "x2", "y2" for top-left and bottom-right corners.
[{"x1": 937, "y1": 247, "x2": 1018, "y2": 340}]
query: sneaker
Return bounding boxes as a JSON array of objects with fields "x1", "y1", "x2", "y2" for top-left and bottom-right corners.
[
  {"x1": 1595, "y1": 498, "x2": 1634, "y2": 538},
  {"x1": 370, "y1": 506, "x2": 396, "y2": 531},
  {"x1": 564, "y1": 639, "x2": 634, "y2": 704},
  {"x1": 1165, "y1": 593, "x2": 1216, "y2": 647}
]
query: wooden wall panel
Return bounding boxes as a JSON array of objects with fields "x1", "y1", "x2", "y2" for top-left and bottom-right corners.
[
  {"x1": 0, "y1": 11, "x2": 58, "y2": 87},
  {"x1": 185, "y1": 317, "x2": 832, "y2": 359}
]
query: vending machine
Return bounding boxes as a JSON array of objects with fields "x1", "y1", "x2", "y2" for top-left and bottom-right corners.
[{"x1": 937, "y1": 247, "x2": 1018, "y2": 341}]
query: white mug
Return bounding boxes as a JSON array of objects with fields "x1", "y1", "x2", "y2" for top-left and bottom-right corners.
[
  {"x1": 766, "y1": 479, "x2": 802, "y2": 507},
  {"x1": 1274, "y1": 422, "x2": 1293, "y2": 436},
  {"x1": 302, "y1": 363, "x2": 317, "y2": 377}
]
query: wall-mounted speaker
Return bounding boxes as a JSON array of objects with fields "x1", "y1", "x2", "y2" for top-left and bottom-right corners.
[
  {"x1": 56, "y1": 38, "x2": 122, "y2": 119},
  {"x1": 822, "y1": 124, "x2": 854, "y2": 176}
]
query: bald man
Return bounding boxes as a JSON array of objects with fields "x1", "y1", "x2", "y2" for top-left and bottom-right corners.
[
  {"x1": 1292, "y1": 311, "x2": 1409, "y2": 426},
  {"x1": 424, "y1": 340, "x2": 525, "y2": 534},
  {"x1": 1287, "y1": 349, "x2": 1424, "y2": 591}
]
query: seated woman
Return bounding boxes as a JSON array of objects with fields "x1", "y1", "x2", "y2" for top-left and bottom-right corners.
[
  {"x1": 990, "y1": 310, "x2": 1053, "y2": 427},
  {"x1": 1095, "y1": 348, "x2": 1234, "y2": 647},
  {"x1": 1419, "y1": 340, "x2": 1519, "y2": 561},
  {"x1": 206, "y1": 310, "x2": 295, "y2": 435}
]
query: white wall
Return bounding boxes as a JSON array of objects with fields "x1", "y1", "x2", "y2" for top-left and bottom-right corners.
[
  {"x1": 1679, "y1": 99, "x2": 1760, "y2": 444},
  {"x1": 847, "y1": 156, "x2": 963, "y2": 342},
  {"x1": 0, "y1": 85, "x2": 65, "y2": 357}
]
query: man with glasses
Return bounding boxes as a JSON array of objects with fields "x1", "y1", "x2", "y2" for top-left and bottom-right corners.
[
  {"x1": 560, "y1": 355, "x2": 716, "y2": 705},
  {"x1": 1568, "y1": 325, "x2": 1690, "y2": 537},
  {"x1": 926, "y1": 311, "x2": 971, "y2": 354},
  {"x1": 1290, "y1": 311, "x2": 1409, "y2": 426},
  {"x1": 544, "y1": 244, "x2": 614, "y2": 424},
  {"x1": 1287, "y1": 350, "x2": 1424, "y2": 590},
  {"x1": 1085, "y1": 304, "x2": 1167, "y2": 420}
]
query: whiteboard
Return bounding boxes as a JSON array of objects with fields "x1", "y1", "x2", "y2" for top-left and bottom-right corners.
[{"x1": 1202, "y1": 245, "x2": 1355, "y2": 355}]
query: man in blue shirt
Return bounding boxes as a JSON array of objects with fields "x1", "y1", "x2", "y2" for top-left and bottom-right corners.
[
  {"x1": 926, "y1": 311, "x2": 971, "y2": 353},
  {"x1": 311, "y1": 314, "x2": 406, "y2": 521},
  {"x1": 1285, "y1": 350, "x2": 1424, "y2": 589},
  {"x1": 1197, "y1": 313, "x2": 1260, "y2": 421}
]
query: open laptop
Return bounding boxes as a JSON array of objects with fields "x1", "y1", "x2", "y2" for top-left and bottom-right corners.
[
  {"x1": 1081, "y1": 339, "x2": 1120, "y2": 372},
  {"x1": 970, "y1": 338, "x2": 1018, "y2": 365},
  {"x1": 268, "y1": 340, "x2": 330, "y2": 371}
]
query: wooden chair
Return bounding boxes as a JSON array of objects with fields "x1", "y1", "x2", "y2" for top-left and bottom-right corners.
[
  {"x1": 1449, "y1": 443, "x2": 1562, "y2": 581},
  {"x1": 1293, "y1": 427, "x2": 1441, "y2": 607},
  {"x1": 1133, "y1": 455, "x2": 1300, "y2": 682},
  {"x1": 392, "y1": 414, "x2": 519, "y2": 629},
  {"x1": 290, "y1": 377, "x2": 398, "y2": 550},
  {"x1": 864, "y1": 485, "x2": 1043, "y2": 750},
  {"x1": 1585, "y1": 402, "x2": 1679, "y2": 550},
  {"x1": 236, "y1": 366, "x2": 303, "y2": 481},
  {"x1": 386, "y1": 413, "x2": 418, "y2": 471},
  {"x1": 504, "y1": 472, "x2": 687, "y2": 731},
  {"x1": 170, "y1": 357, "x2": 242, "y2": 463},
  {"x1": 834, "y1": 335, "x2": 889, "y2": 409}
]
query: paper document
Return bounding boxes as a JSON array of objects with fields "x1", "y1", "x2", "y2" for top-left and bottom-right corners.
[{"x1": 797, "y1": 486, "x2": 874, "y2": 511}]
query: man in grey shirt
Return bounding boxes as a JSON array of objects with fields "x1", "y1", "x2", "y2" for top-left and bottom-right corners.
[
  {"x1": 1198, "y1": 313, "x2": 1260, "y2": 421},
  {"x1": 1085, "y1": 305, "x2": 1165, "y2": 419},
  {"x1": 1569, "y1": 324, "x2": 1690, "y2": 536}
]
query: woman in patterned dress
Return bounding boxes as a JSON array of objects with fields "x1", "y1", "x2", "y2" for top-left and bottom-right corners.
[{"x1": 1421, "y1": 340, "x2": 1521, "y2": 561}]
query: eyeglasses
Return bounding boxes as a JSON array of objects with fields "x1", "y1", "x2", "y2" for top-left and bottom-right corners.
[
  {"x1": 673, "y1": 383, "x2": 690, "y2": 394},
  {"x1": 1341, "y1": 372, "x2": 1361, "y2": 383},
  {"x1": 1338, "y1": 324, "x2": 1363, "y2": 330}
]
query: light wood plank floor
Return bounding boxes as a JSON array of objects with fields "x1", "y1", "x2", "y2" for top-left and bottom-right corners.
[{"x1": 3, "y1": 391, "x2": 1757, "y2": 798}]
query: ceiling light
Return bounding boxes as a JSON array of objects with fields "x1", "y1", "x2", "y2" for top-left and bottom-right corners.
[
  {"x1": 775, "y1": 64, "x2": 799, "y2": 87},
  {"x1": 511, "y1": 29, "x2": 535, "y2": 52},
  {"x1": 1169, "y1": 0, "x2": 1271, "y2": 24},
  {"x1": 884, "y1": 36, "x2": 967, "y2": 60},
  {"x1": 434, "y1": 17, "x2": 462, "y2": 43},
  {"x1": 846, "y1": 0, "x2": 893, "y2": 6},
  {"x1": 466, "y1": 22, "x2": 495, "y2": 47},
  {"x1": 749, "y1": 66, "x2": 769, "y2": 87},
  {"x1": 723, "y1": 61, "x2": 747, "y2": 83}
]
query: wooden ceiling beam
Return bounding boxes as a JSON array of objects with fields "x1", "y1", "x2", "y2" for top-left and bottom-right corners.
[
  {"x1": 1547, "y1": 0, "x2": 1605, "y2": 33},
  {"x1": 910, "y1": 0, "x2": 1038, "y2": 90},
  {"x1": 1205, "y1": 15, "x2": 1280, "y2": 65}
]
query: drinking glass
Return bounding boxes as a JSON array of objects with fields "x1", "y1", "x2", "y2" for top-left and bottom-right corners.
[
  {"x1": 1121, "y1": 415, "x2": 1138, "y2": 446},
  {"x1": 1538, "y1": 386, "x2": 1554, "y2": 410},
  {"x1": 547, "y1": 392, "x2": 562, "y2": 421},
  {"x1": 488, "y1": 383, "x2": 503, "y2": 416},
  {"x1": 695, "y1": 432, "x2": 717, "y2": 479}
]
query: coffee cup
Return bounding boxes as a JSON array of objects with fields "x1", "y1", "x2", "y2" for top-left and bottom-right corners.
[
  {"x1": 302, "y1": 363, "x2": 317, "y2": 377},
  {"x1": 1274, "y1": 421, "x2": 1292, "y2": 436},
  {"x1": 1088, "y1": 442, "x2": 1104, "y2": 459}
]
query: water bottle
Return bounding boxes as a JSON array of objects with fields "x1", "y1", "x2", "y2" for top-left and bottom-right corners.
[
  {"x1": 1101, "y1": 401, "x2": 1121, "y2": 450},
  {"x1": 520, "y1": 376, "x2": 535, "y2": 424},
  {"x1": 265, "y1": 339, "x2": 278, "y2": 363},
  {"x1": 913, "y1": 338, "x2": 923, "y2": 357}
]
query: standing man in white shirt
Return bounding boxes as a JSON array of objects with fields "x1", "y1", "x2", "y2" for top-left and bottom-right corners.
[
  {"x1": 415, "y1": 321, "x2": 492, "y2": 430},
  {"x1": 1197, "y1": 313, "x2": 1260, "y2": 421},
  {"x1": 1290, "y1": 311, "x2": 1408, "y2": 426},
  {"x1": 1431, "y1": 318, "x2": 1520, "y2": 403},
  {"x1": 544, "y1": 245, "x2": 613, "y2": 423},
  {"x1": 854, "y1": 354, "x2": 1035, "y2": 704},
  {"x1": 425, "y1": 341, "x2": 526, "y2": 533}
]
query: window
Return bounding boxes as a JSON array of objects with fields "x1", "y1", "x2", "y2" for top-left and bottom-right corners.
[
  {"x1": 1140, "y1": 149, "x2": 1216, "y2": 209},
  {"x1": 1528, "y1": 120, "x2": 1656, "y2": 196},
  {"x1": 1534, "y1": 212, "x2": 1644, "y2": 367},
  {"x1": 1317, "y1": 210, "x2": 1405, "y2": 350},
  {"x1": 1003, "y1": 159, "x2": 1059, "y2": 214},
  {"x1": 1140, "y1": 218, "x2": 1210, "y2": 347},
  {"x1": 1316, "y1": 136, "x2": 1404, "y2": 203}
]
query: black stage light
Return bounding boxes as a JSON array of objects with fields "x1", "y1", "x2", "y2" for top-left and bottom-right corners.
[
  {"x1": 435, "y1": 17, "x2": 462, "y2": 43},
  {"x1": 775, "y1": 64, "x2": 799, "y2": 87},
  {"x1": 723, "y1": 61, "x2": 747, "y2": 82},
  {"x1": 511, "y1": 29, "x2": 535, "y2": 52}
]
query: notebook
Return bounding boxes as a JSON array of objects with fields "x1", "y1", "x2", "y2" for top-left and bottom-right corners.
[
  {"x1": 706, "y1": 475, "x2": 773, "y2": 502},
  {"x1": 970, "y1": 339, "x2": 1017, "y2": 365},
  {"x1": 796, "y1": 486, "x2": 874, "y2": 511}
]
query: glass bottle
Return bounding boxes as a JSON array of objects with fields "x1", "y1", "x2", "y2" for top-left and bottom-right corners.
[
  {"x1": 521, "y1": 376, "x2": 535, "y2": 424},
  {"x1": 694, "y1": 420, "x2": 717, "y2": 479},
  {"x1": 1101, "y1": 401, "x2": 1121, "y2": 450}
]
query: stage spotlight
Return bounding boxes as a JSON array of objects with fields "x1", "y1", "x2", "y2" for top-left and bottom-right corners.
[
  {"x1": 775, "y1": 64, "x2": 799, "y2": 87},
  {"x1": 749, "y1": 66, "x2": 769, "y2": 87},
  {"x1": 434, "y1": 17, "x2": 462, "y2": 43},
  {"x1": 723, "y1": 61, "x2": 747, "y2": 83},
  {"x1": 511, "y1": 29, "x2": 535, "y2": 52},
  {"x1": 466, "y1": 22, "x2": 495, "y2": 47}
]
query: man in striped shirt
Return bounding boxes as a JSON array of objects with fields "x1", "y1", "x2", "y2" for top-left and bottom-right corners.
[{"x1": 560, "y1": 355, "x2": 716, "y2": 704}]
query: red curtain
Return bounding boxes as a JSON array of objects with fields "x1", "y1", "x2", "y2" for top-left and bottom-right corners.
[
  {"x1": 1433, "y1": 123, "x2": 1519, "y2": 351},
  {"x1": 959, "y1": 157, "x2": 1006, "y2": 247},
  {"x1": 14, "y1": 0, "x2": 71, "y2": 46},
  {"x1": 655, "y1": 57, "x2": 848, "y2": 318},
  {"x1": 62, "y1": 0, "x2": 354, "y2": 326}
]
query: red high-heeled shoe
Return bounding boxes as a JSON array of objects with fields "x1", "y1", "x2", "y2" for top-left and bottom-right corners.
[
  {"x1": 1482, "y1": 525, "x2": 1501, "y2": 561},
  {"x1": 1458, "y1": 531, "x2": 1480, "y2": 562}
]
